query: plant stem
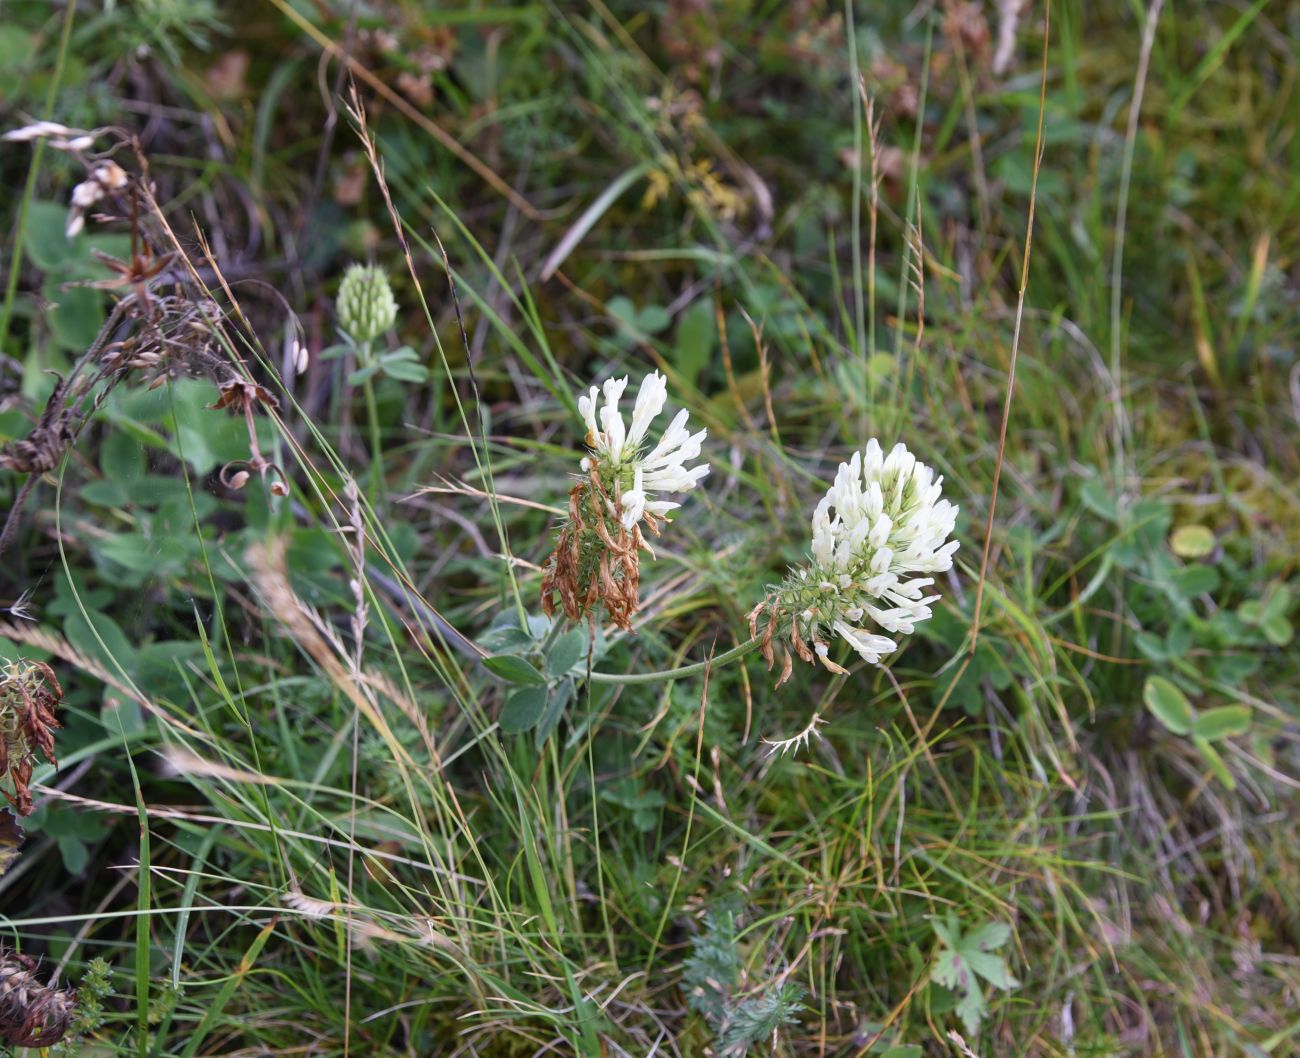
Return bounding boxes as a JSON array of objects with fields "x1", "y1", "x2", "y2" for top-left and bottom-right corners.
[
  {"x1": 357, "y1": 340, "x2": 385, "y2": 505},
  {"x1": 584, "y1": 636, "x2": 763, "y2": 685}
]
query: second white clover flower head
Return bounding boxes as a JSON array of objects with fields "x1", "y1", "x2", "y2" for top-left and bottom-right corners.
[
  {"x1": 576, "y1": 370, "x2": 709, "y2": 529},
  {"x1": 753, "y1": 439, "x2": 958, "y2": 681},
  {"x1": 807, "y1": 439, "x2": 958, "y2": 665}
]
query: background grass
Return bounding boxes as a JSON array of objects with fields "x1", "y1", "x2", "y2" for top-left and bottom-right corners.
[{"x1": 1, "y1": 1, "x2": 1298, "y2": 1055}]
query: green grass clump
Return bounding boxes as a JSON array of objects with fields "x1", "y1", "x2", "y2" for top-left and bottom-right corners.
[{"x1": 0, "y1": 2, "x2": 1296, "y2": 1056}]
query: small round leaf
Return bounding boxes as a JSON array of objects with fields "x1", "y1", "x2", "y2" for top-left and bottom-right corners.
[{"x1": 1143, "y1": 676, "x2": 1194, "y2": 736}]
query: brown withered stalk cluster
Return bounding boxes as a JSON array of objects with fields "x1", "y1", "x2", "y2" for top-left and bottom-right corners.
[
  {"x1": 748, "y1": 591, "x2": 850, "y2": 689},
  {"x1": 541, "y1": 465, "x2": 658, "y2": 632},
  {"x1": 0, "y1": 126, "x2": 292, "y2": 555},
  {"x1": 0, "y1": 660, "x2": 63, "y2": 817},
  {"x1": 0, "y1": 950, "x2": 76, "y2": 1049}
]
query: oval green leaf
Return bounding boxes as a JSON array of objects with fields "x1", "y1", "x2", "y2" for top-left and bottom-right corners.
[
  {"x1": 547, "y1": 628, "x2": 588, "y2": 677},
  {"x1": 500, "y1": 686, "x2": 548, "y2": 733},
  {"x1": 484, "y1": 655, "x2": 547, "y2": 686},
  {"x1": 1143, "y1": 675, "x2": 1194, "y2": 735},
  {"x1": 1192, "y1": 705, "x2": 1250, "y2": 742}
]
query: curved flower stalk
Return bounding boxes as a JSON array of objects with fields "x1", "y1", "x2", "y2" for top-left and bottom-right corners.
[
  {"x1": 751, "y1": 440, "x2": 958, "y2": 684},
  {"x1": 542, "y1": 371, "x2": 708, "y2": 631}
]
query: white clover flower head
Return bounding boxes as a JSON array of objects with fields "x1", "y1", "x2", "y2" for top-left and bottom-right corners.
[
  {"x1": 575, "y1": 370, "x2": 708, "y2": 530},
  {"x1": 544, "y1": 371, "x2": 708, "y2": 629},
  {"x1": 754, "y1": 439, "x2": 958, "y2": 679},
  {"x1": 806, "y1": 439, "x2": 957, "y2": 663},
  {"x1": 337, "y1": 263, "x2": 398, "y2": 343}
]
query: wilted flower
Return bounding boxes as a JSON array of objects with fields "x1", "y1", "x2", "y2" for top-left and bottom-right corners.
[
  {"x1": 542, "y1": 371, "x2": 708, "y2": 630},
  {"x1": 336, "y1": 263, "x2": 397, "y2": 344},
  {"x1": 0, "y1": 950, "x2": 76, "y2": 1048},
  {"x1": 752, "y1": 440, "x2": 958, "y2": 681},
  {"x1": 64, "y1": 160, "x2": 129, "y2": 238},
  {"x1": 213, "y1": 379, "x2": 291, "y2": 498},
  {"x1": 0, "y1": 660, "x2": 63, "y2": 817}
]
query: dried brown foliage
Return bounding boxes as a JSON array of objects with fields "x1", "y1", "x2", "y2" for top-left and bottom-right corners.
[
  {"x1": 0, "y1": 950, "x2": 76, "y2": 1048},
  {"x1": 748, "y1": 593, "x2": 848, "y2": 688},
  {"x1": 0, "y1": 661, "x2": 64, "y2": 816},
  {"x1": 0, "y1": 127, "x2": 295, "y2": 555},
  {"x1": 541, "y1": 467, "x2": 655, "y2": 633}
]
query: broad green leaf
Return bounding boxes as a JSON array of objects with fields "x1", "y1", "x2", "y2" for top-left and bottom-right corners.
[
  {"x1": 964, "y1": 949, "x2": 1019, "y2": 990},
  {"x1": 1079, "y1": 478, "x2": 1118, "y2": 521},
  {"x1": 1169, "y1": 564, "x2": 1219, "y2": 599},
  {"x1": 954, "y1": 980, "x2": 987, "y2": 1038},
  {"x1": 673, "y1": 299, "x2": 714, "y2": 386},
  {"x1": 1261, "y1": 584, "x2": 1292, "y2": 623},
  {"x1": 932, "y1": 915, "x2": 1017, "y2": 1036},
  {"x1": 381, "y1": 359, "x2": 429, "y2": 383},
  {"x1": 0, "y1": 27, "x2": 33, "y2": 97},
  {"x1": 1143, "y1": 676, "x2": 1195, "y2": 735},
  {"x1": 1192, "y1": 705, "x2": 1250, "y2": 742},
  {"x1": 964, "y1": 921, "x2": 1013, "y2": 952},
  {"x1": 479, "y1": 624, "x2": 534, "y2": 653},
  {"x1": 1261, "y1": 614, "x2": 1292, "y2": 647},
  {"x1": 101, "y1": 428, "x2": 145, "y2": 483},
  {"x1": 483, "y1": 654, "x2": 547, "y2": 686},
  {"x1": 25, "y1": 201, "x2": 83, "y2": 271},
  {"x1": 534, "y1": 676, "x2": 573, "y2": 746},
  {"x1": 930, "y1": 948, "x2": 969, "y2": 993},
  {"x1": 636, "y1": 304, "x2": 671, "y2": 334},
  {"x1": 58, "y1": 835, "x2": 89, "y2": 875},
  {"x1": 81, "y1": 480, "x2": 130, "y2": 507},
  {"x1": 65, "y1": 609, "x2": 135, "y2": 677},
  {"x1": 500, "y1": 686, "x2": 548, "y2": 733},
  {"x1": 547, "y1": 628, "x2": 588, "y2": 676},
  {"x1": 45, "y1": 281, "x2": 104, "y2": 351},
  {"x1": 930, "y1": 915, "x2": 961, "y2": 950}
]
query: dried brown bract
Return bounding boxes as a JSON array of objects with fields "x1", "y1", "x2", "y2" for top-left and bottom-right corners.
[
  {"x1": 748, "y1": 591, "x2": 849, "y2": 689},
  {"x1": 541, "y1": 466, "x2": 655, "y2": 633},
  {"x1": 0, "y1": 661, "x2": 64, "y2": 816},
  {"x1": 0, "y1": 950, "x2": 76, "y2": 1048}
]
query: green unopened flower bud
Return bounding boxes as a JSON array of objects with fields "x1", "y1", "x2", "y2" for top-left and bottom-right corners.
[{"x1": 336, "y1": 263, "x2": 397, "y2": 343}]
